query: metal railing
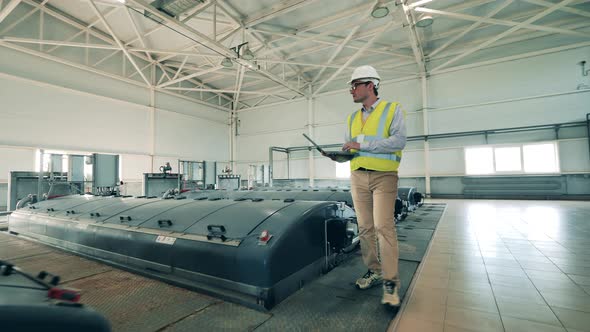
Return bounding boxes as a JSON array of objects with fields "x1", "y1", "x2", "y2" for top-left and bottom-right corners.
[{"x1": 269, "y1": 120, "x2": 589, "y2": 185}]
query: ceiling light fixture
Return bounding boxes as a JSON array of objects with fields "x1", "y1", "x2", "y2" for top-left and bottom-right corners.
[
  {"x1": 230, "y1": 42, "x2": 255, "y2": 61},
  {"x1": 221, "y1": 57, "x2": 233, "y2": 68},
  {"x1": 241, "y1": 45, "x2": 254, "y2": 61},
  {"x1": 415, "y1": 13, "x2": 434, "y2": 28},
  {"x1": 371, "y1": 0, "x2": 389, "y2": 18}
]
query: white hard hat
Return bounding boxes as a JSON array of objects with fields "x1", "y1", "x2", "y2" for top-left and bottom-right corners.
[{"x1": 348, "y1": 65, "x2": 381, "y2": 84}]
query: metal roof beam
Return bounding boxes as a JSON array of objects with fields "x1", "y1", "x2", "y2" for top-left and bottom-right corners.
[
  {"x1": 215, "y1": 0, "x2": 311, "y2": 88},
  {"x1": 401, "y1": 2, "x2": 427, "y2": 74},
  {"x1": 313, "y1": 20, "x2": 397, "y2": 96},
  {"x1": 127, "y1": 0, "x2": 305, "y2": 96},
  {"x1": 431, "y1": 0, "x2": 580, "y2": 73},
  {"x1": 415, "y1": 6, "x2": 590, "y2": 38},
  {"x1": 4, "y1": 1, "x2": 234, "y2": 108},
  {"x1": 88, "y1": 0, "x2": 151, "y2": 86},
  {"x1": 46, "y1": 5, "x2": 119, "y2": 54},
  {"x1": 522, "y1": 0, "x2": 590, "y2": 19},
  {"x1": 429, "y1": 0, "x2": 515, "y2": 58},
  {"x1": 243, "y1": 0, "x2": 320, "y2": 27},
  {"x1": 0, "y1": 0, "x2": 21, "y2": 24}
]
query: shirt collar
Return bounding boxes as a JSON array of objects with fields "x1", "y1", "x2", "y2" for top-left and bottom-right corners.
[{"x1": 362, "y1": 98, "x2": 381, "y2": 113}]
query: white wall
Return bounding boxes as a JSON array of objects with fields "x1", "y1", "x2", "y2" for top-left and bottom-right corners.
[
  {"x1": 235, "y1": 46, "x2": 590, "y2": 182},
  {"x1": 0, "y1": 46, "x2": 229, "y2": 204}
]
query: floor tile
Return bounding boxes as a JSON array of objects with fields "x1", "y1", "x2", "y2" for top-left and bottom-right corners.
[
  {"x1": 410, "y1": 286, "x2": 448, "y2": 306},
  {"x1": 486, "y1": 265, "x2": 527, "y2": 278},
  {"x1": 552, "y1": 307, "x2": 590, "y2": 331},
  {"x1": 448, "y1": 279, "x2": 493, "y2": 294},
  {"x1": 556, "y1": 265, "x2": 590, "y2": 277},
  {"x1": 526, "y1": 270, "x2": 573, "y2": 282},
  {"x1": 497, "y1": 301, "x2": 562, "y2": 326},
  {"x1": 444, "y1": 306, "x2": 503, "y2": 332},
  {"x1": 502, "y1": 316, "x2": 567, "y2": 332},
  {"x1": 403, "y1": 299, "x2": 447, "y2": 323},
  {"x1": 394, "y1": 316, "x2": 444, "y2": 332},
  {"x1": 542, "y1": 291, "x2": 590, "y2": 313},
  {"x1": 521, "y1": 262, "x2": 562, "y2": 273},
  {"x1": 488, "y1": 274, "x2": 535, "y2": 288},
  {"x1": 532, "y1": 279, "x2": 586, "y2": 294},
  {"x1": 446, "y1": 289, "x2": 498, "y2": 314},
  {"x1": 415, "y1": 275, "x2": 450, "y2": 290},
  {"x1": 443, "y1": 324, "x2": 482, "y2": 332}
]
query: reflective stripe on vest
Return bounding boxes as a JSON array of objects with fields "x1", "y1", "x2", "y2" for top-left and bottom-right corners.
[{"x1": 348, "y1": 100, "x2": 402, "y2": 171}]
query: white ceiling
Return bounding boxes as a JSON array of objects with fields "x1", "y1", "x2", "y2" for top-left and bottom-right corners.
[{"x1": 0, "y1": 0, "x2": 589, "y2": 111}]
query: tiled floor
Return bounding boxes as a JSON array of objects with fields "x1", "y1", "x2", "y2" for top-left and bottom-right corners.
[{"x1": 391, "y1": 199, "x2": 590, "y2": 332}]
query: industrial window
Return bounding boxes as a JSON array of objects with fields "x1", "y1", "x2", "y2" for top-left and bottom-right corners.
[
  {"x1": 523, "y1": 143, "x2": 559, "y2": 173},
  {"x1": 465, "y1": 142, "x2": 559, "y2": 175},
  {"x1": 494, "y1": 146, "x2": 522, "y2": 172},
  {"x1": 335, "y1": 161, "x2": 351, "y2": 178},
  {"x1": 465, "y1": 147, "x2": 494, "y2": 175},
  {"x1": 34, "y1": 150, "x2": 68, "y2": 173}
]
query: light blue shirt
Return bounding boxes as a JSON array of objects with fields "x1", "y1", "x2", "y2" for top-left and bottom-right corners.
[{"x1": 345, "y1": 98, "x2": 407, "y2": 153}]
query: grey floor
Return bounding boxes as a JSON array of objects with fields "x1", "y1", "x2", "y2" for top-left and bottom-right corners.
[{"x1": 392, "y1": 199, "x2": 590, "y2": 332}]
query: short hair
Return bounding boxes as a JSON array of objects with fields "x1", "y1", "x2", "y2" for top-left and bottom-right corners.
[{"x1": 367, "y1": 81, "x2": 379, "y2": 96}]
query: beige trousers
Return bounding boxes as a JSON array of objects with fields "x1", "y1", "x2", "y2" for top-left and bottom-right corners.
[{"x1": 351, "y1": 170, "x2": 400, "y2": 283}]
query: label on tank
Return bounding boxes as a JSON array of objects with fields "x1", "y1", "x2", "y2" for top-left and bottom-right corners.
[{"x1": 155, "y1": 235, "x2": 176, "y2": 245}]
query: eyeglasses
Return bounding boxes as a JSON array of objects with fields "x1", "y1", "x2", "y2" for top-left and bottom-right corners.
[{"x1": 349, "y1": 81, "x2": 370, "y2": 92}]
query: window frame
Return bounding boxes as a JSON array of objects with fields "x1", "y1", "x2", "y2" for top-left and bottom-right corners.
[
  {"x1": 464, "y1": 146, "x2": 495, "y2": 175},
  {"x1": 464, "y1": 141, "x2": 560, "y2": 176},
  {"x1": 522, "y1": 142, "x2": 561, "y2": 174}
]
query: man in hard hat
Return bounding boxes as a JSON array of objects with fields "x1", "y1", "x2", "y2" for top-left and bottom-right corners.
[{"x1": 342, "y1": 65, "x2": 406, "y2": 307}]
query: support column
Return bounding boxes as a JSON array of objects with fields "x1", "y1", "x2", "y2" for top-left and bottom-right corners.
[
  {"x1": 37, "y1": 149, "x2": 44, "y2": 200},
  {"x1": 232, "y1": 111, "x2": 237, "y2": 173},
  {"x1": 421, "y1": 74, "x2": 431, "y2": 196},
  {"x1": 150, "y1": 64, "x2": 156, "y2": 172},
  {"x1": 229, "y1": 109, "x2": 236, "y2": 173},
  {"x1": 307, "y1": 86, "x2": 315, "y2": 188},
  {"x1": 268, "y1": 147, "x2": 273, "y2": 187}
]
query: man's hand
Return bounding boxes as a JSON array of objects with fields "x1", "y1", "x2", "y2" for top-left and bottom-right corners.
[{"x1": 342, "y1": 142, "x2": 360, "y2": 151}]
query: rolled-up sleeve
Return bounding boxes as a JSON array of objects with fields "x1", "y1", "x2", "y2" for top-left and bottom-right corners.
[{"x1": 360, "y1": 104, "x2": 406, "y2": 153}]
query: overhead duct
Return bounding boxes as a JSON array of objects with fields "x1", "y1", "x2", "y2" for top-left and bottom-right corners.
[{"x1": 146, "y1": 0, "x2": 205, "y2": 19}]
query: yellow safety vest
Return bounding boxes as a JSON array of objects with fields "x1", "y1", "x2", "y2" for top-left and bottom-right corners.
[{"x1": 347, "y1": 100, "x2": 403, "y2": 172}]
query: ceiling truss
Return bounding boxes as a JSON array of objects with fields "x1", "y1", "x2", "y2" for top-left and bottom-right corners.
[{"x1": 0, "y1": 0, "x2": 587, "y2": 111}]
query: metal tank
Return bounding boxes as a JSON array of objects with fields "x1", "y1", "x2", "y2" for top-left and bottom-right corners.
[
  {"x1": 0, "y1": 260, "x2": 111, "y2": 332},
  {"x1": 181, "y1": 188, "x2": 407, "y2": 221},
  {"x1": 8, "y1": 195, "x2": 356, "y2": 310},
  {"x1": 398, "y1": 186, "x2": 420, "y2": 212}
]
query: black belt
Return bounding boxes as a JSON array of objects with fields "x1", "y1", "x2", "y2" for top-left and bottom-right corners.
[{"x1": 356, "y1": 167, "x2": 376, "y2": 172}]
